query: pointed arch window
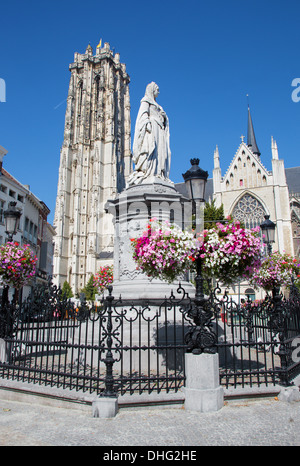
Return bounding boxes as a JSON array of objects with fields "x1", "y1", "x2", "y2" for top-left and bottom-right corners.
[
  {"x1": 231, "y1": 193, "x2": 266, "y2": 230},
  {"x1": 78, "y1": 81, "x2": 83, "y2": 115},
  {"x1": 291, "y1": 200, "x2": 300, "y2": 220},
  {"x1": 95, "y1": 75, "x2": 100, "y2": 103}
]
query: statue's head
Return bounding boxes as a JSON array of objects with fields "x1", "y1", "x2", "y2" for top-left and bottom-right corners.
[{"x1": 145, "y1": 82, "x2": 159, "y2": 100}]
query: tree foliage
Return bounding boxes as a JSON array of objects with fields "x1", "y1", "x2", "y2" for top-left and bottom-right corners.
[
  {"x1": 61, "y1": 281, "x2": 73, "y2": 299},
  {"x1": 81, "y1": 274, "x2": 96, "y2": 301},
  {"x1": 204, "y1": 199, "x2": 225, "y2": 229}
]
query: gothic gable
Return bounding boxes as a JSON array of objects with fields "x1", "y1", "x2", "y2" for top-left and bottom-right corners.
[{"x1": 223, "y1": 142, "x2": 269, "y2": 191}]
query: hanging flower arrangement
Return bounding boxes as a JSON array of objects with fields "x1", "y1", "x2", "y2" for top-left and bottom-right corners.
[
  {"x1": 93, "y1": 265, "x2": 113, "y2": 293},
  {"x1": 249, "y1": 251, "x2": 300, "y2": 291},
  {"x1": 131, "y1": 218, "x2": 263, "y2": 286},
  {"x1": 197, "y1": 220, "x2": 263, "y2": 286},
  {"x1": 0, "y1": 242, "x2": 37, "y2": 289},
  {"x1": 131, "y1": 219, "x2": 198, "y2": 283}
]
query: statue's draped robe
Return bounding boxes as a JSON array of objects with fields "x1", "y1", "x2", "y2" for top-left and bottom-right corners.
[{"x1": 128, "y1": 83, "x2": 171, "y2": 185}]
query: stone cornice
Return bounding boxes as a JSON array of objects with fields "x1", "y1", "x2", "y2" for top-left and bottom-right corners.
[{"x1": 69, "y1": 53, "x2": 130, "y2": 82}]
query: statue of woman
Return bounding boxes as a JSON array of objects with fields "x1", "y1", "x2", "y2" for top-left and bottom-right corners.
[{"x1": 127, "y1": 82, "x2": 171, "y2": 185}]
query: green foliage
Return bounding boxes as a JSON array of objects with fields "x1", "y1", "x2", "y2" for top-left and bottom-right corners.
[
  {"x1": 204, "y1": 199, "x2": 225, "y2": 229},
  {"x1": 81, "y1": 274, "x2": 96, "y2": 301},
  {"x1": 61, "y1": 281, "x2": 73, "y2": 299}
]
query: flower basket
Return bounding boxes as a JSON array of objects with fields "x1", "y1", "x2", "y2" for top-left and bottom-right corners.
[
  {"x1": 198, "y1": 220, "x2": 263, "y2": 286},
  {"x1": 0, "y1": 242, "x2": 37, "y2": 289},
  {"x1": 93, "y1": 265, "x2": 113, "y2": 294},
  {"x1": 249, "y1": 251, "x2": 300, "y2": 291},
  {"x1": 131, "y1": 219, "x2": 262, "y2": 286},
  {"x1": 131, "y1": 219, "x2": 198, "y2": 283}
]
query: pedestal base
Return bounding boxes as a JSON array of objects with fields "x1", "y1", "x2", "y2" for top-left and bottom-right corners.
[
  {"x1": 184, "y1": 386, "x2": 224, "y2": 413},
  {"x1": 92, "y1": 396, "x2": 118, "y2": 418},
  {"x1": 106, "y1": 179, "x2": 194, "y2": 303},
  {"x1": 111, "y1": 278, "x2": 194, "y2": 302},
  {"x1": 184, "y1": 353, "x2": 224, "y2": 413},
  {"x1": 0, "y1": 339, "x2": 11, "y2": 364}
]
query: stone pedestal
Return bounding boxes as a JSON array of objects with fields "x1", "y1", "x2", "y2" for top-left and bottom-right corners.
[
  {"x1": 92, "y1": 396, "x2": 118, "y2": 418},
  {"x1": 278, "y1": 386, "x2": 300, "y2": 403},
  {"x1": 0, "y1": 338, "x2": 11, "y2": 364},
  {"x1": 184, "y1": 353, "x2": 224, "y2": 413},
  {"x1": 106, "y1": 178, "x2": 194, "y2": 302}
]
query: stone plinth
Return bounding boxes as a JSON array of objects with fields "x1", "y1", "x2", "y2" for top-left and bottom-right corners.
[
  {"x1": 106, "y1": 178, "x2": 194, "y2": 301},
  {"x1": 184, "y1": 353, "x2": 224, "y2": 413},
  {"x1": 92, "y1": 396, "x2": 118, "y2": 418},
  {"x1": 0, "y1": 339, "x2": 11, "y2": 364}
]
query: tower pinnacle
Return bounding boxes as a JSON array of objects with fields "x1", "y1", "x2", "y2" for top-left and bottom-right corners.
[{"x1": 247, "y1": 105, "x2": 261, "y2": 158}]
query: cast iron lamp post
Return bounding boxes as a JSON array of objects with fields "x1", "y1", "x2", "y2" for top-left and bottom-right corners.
[
  {"x1": 182, "y1": 158, "x2": 208, "y2": 236},
  {"x1": 4, "y1": 202, "x2": 21, "y2": 243},
  {"x1": 2, "y1": 202, "x2": 22, "y2": 306},
  {"x1": 182, "y1": 159, "x2": 216, "y2": 354},
  {"x1": 182, "y1": 158, "x2": 208, "y2": 304},
  {"x1": 260, "y1": 215, "x2": 276, "y2": 256}
]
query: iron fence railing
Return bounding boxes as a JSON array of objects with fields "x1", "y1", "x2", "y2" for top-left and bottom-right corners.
[{"x1": 0, "y1": 279, "x2": 299, "y2": 396}]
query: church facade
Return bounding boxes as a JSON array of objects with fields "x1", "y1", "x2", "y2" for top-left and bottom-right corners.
[
  {"x1": 53, "y1": 43, "x2": 300, "y2": 296},
  {"x1": 213, "y1": 107, "x2": 294, "y2": 257},
  {"x1": 210, "y1": 106, "x2": 299, "y2": 299}
]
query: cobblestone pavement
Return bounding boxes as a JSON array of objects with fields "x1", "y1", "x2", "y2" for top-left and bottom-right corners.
[{"x1": 0, "y1": 396, "x2": 299, "y2": 447}]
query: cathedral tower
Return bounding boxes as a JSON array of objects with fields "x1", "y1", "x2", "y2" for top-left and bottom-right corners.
[{"x1": 53, "y1": 42, "x2": 132, "y2": 293}]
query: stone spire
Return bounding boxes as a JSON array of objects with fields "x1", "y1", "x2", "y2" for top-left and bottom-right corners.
[
  {"x1": 271, "y1": 136, "x2": 279, "y2": 160},
  {"x1": 247, "y1": 105, "x2": 261, "y2": 158},
  {"x1": 214, "y1": 145, "x2": 220, "y2": 169}
]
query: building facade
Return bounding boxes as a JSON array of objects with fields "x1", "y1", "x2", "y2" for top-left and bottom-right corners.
[
  {"x1": 213, "y1": 121, "x2": 294, "y2": 256},
  {"x1": 0, "y1": 145, "x2": 54, "y2": 299},
  {"x1": 207, "y1": 107, "x2": 299, "y2": 300},
  {"x1": 53, "y1": 42, "x2": 132, "y2": 293},
  {"x1": 176, "y1": 106, "x2": 300, "y2": 300},
  {"x1": 286, "y1": 169, "x2": 300, "y2": 258}
]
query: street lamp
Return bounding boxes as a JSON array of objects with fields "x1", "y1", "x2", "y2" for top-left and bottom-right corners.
[
  {"x1": 2, "y1": 202, "x2": 22, "y2": 306},
  {"x1": 260, "y1": 215, "x2": 276, "y2": 255},
  {"x1": 182, "y1": 158, "x2": 208, "y2": 236},
  {"x1": 4, "y1": 201, "x2": 21, "y2": 242},
  {"x1": 182, "y1": 159, "x2": 216, "y2": 354},
  {"x1": 182, "y1": 158, "x2": 209, "y2": 202}
]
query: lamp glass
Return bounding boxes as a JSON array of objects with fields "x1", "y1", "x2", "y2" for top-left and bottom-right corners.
[
  {"x1": 187, "y1": 178, "x2": 206, "y2": 201},
  {"x1": 4, "y1": 203, "x2": 21, "y2": 238},
  {"x1": 182, "y1": 158, "x2": 208, "y2": 202},
  {"x1": 260, "y1": 215, "x2": 276, "y2": 244}
]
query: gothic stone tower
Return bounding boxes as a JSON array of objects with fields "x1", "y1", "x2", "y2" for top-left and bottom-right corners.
[{"x1": 53, "y1": 42, "x2": 131, "y2": 293}]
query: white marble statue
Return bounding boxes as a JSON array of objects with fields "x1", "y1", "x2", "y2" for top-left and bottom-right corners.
[{"x1": 127, "y1": 82, "x2": 171, "y2": 186}]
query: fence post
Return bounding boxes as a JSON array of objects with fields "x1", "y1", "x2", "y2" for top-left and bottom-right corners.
[
  {"x1": 269, "y1": 286, "x2": 291, "y2": 387},
  {"x1": 183, "y1": 258, "x2": 224, "y2": 412},
  {"x1": 0, "y1": 300, "x2": 17, "y2": 364},
  {"x1": 92, "y1": 286, "x2": 118, "y2": 418},
  {"x1": 184, "y1": 352, "x2": 224, "y2": 413}
]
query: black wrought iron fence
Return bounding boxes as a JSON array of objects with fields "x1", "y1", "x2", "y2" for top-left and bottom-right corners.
[
  {"x1": 214, "y1": 283, "x2": 300, "y2": 388},
  {"x1": 0, "y1": 282, "x2": 192, "y2": 396},
  {"x1": 0, "y1": 280, "x2": 299, "y2": 397}
]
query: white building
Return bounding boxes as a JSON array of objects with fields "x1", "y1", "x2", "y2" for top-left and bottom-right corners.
[
  {"x1": 0, "y1": 145, "x2": 55, "y2": 299},
  {"x1": 177, "y1": 106, "x2": 300, "y2": 301}
]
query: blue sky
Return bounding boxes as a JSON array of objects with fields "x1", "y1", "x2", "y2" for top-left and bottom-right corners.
[{"x1": 1, "y1": 0, "x2": 300, "y2": 224}]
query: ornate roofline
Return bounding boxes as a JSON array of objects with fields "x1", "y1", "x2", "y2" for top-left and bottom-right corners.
[{"x1": 222, "y1": 141, "x2": 270, "y2": 183}]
